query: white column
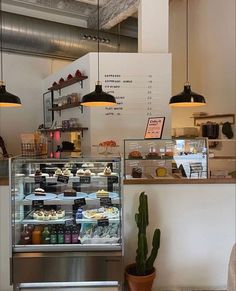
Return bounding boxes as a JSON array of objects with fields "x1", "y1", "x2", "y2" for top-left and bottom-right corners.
[{"x1": 138, "y1": 0, "x2": 169, "y2": 53}]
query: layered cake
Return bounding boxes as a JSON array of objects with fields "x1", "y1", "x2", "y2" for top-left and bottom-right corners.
[
  {"x1": 128, "y1": 150, "x2": 142, "y2": 159},
  {"x1": 132, "y1": 167, "x2": 142, "y2": 178},
  {"x1": 64, "y1": 189, "x2": 76, "y2": 197},
  {"x1": 34, "y1": 188, "x2": 46, "y2": 196},
  {"x1": 96, "y1": 189, "x2": 109, "y2": 198}
]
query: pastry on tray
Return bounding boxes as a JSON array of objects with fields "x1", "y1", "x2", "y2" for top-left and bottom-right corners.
[
  {"x1": 84, "y1": 169, "x2": 92, "y2": 176},
  {"x1": 132, "y1": 167, "x2": 142, "y2": 178},
  {"x1": 103, "y1": 167, "x2": 112, "y2": 176},
  {"x1": 35, "y1": 169, "x2": 42, "y2": 176},
  {"x1": 128, "y1": 150, "x2": 142, "y2": 159},
  {"x1": 34, "y1": 188, "x2": 46, "y2": 196},
  {"x1": 156, "y1": 167, "x2": 168, "y2": 177},
  {"x1": 96, "y1": 189, "x2": 109, "y2": 198},
  {"x1": 63, "y1": 168, "x2": 71, "y2": 176},
  {"x1": 146, "y1": 152, "x2": 160, "y2": 159},
  {"x1": 76, "y1": 169, "x2": 85, "y2": 176},
  {"x1": 64, "y1": 188, "x2": 76, "y2": 197},
  {"x1": 54, "y1": 168, "x2": 63, "y2": 176}
]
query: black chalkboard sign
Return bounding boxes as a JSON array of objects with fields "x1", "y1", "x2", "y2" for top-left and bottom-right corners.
[
  {"x1": 100, "y1": 197, "x2": 112, "y2": 207},
  {"x1": 57, "y1": 175, "x2": 69, "y2": 184},
  {"x1": 34, "y1": 176, "x2": 46, "y2": 184},
  {"x1": 80, "y1": 176, "x2": 91, "y2": 184},
  {"x1": 97, "y1": 218, "x2": 109, "y2": 227},
  {"x1": 72, "y1": 182, "x2": 81, "y2": 192},
  {"x1": 32, "y1": 200, "x2": 44, "y2": 209},
  {"x1": 74, "y1": 198, "x2": 86, "y2": 207},
  {"x1": 107, "y1": 175, "x2": 118, "y2": 192}
]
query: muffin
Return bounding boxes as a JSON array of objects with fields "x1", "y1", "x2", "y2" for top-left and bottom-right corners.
[{"x1": 132, "y1": 167, "x2": 142, "y2": 178}]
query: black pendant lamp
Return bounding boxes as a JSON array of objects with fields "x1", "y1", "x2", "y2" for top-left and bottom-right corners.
[
  {"x1": 169, "y1": 0, "x2": 206, "y2": 107},
  {"x1": 0, "y1": 0, "x2": 21, "y2": 107},
  {"x1": 81, "y1": 0, "x2": 116, "y2": 107}
]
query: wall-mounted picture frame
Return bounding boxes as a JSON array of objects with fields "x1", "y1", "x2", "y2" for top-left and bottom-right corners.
[
  {"x1": 43, "y1": 91, "x2": 54, "y2": 129},
  {"x1": 144, "y1": 117, "x2": 165, "y2": 139}
]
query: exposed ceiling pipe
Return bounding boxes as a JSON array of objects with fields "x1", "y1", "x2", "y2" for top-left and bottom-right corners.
[{"x1": 2, "y1": 11, "x2": 137, "y2": 60}]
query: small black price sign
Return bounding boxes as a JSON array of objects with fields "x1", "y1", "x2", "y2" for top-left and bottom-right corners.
[
  {"x1": 97, "y1": 218, "x2": 109, "y2": 227},
  {"x1": 107, "y1": 176, "x2": 119, "y2": 184},
  {"x1": 74, "y1": 198, "x2": 86, "y2": 207},
  {"x1": 72, "y1": 182, "x2": 81, "y2": 192},
  {"x1": 80, "y1": 176, "x2": 91, "y2": 184},
  {"x1": 34, "y1": 176, "x2": 46, "y2": 184},
  {"x1": 57, "y1": 175, "x2": 69, "y2": 184},
  {"x1": 65, "y1": 219, "x2": 74, "y2": 226},
  {"x1": 32, "y1": 200, "x2": 44, "y2": 209},
  {"x1": 100, "y1": 197, "x2": 112, "y2": 207}
]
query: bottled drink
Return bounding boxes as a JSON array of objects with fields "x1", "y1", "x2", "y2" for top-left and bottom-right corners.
[
  {"x1": 57, "y1": 227, "x2": 64, "y2": 244},
  {"x1": 71, "y1": 226, "x2": 79, "y2": 244},
  {"x1": 64, "y1": 227, "x2": 72, "y2": 244},
  {"x1": 41, "y1": 226, "x2": 51, "y2": 244},
  {"x1": 20, "y1": 224, "x2": 31, "y2": 245},
  {"x1": 50, "y1": 227, "x2": 57, "y2": 244},
  {"x1": 32, "y1": 226, "x2": 41, "y2": 244}
]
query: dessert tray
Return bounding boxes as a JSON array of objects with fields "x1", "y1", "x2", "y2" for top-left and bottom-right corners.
[
  {"x1": 88, "y1": 192, "x2": 119, "y2": 199},
  {"x1": 58, "y1": 192, "x2": 87, "y2": 200},
  {"x1": 25, "y1": 193, "x2": 57, "y2": 200},
  {"x1": 82, "y1": 206, "x2": 119, "y2": 220}
]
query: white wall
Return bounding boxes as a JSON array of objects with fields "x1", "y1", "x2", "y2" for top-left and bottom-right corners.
[
  {"x1": 170, "y1": 0, "x2": 236, "y2": 129},
  {"x1": 0, "y1": 53, "x2": 70, "y2": 156},
  {"x1": 124, "y1": 184, "x2": 236, "y2": 289}
]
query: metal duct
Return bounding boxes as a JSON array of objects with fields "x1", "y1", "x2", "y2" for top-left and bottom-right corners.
[{"x1": 2, "y1": 12, "x2": 137, "y2": 60}]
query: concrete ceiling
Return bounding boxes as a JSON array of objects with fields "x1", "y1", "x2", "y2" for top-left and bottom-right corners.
[{"x1": 3, "y1": 0, "x2": 138, "y2": 37}]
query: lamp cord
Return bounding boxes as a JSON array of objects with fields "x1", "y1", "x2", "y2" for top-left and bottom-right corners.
[
  {"x1": 186, "y1": 0, "x2": 189, "y2": 84},
  {"x1": 97, "y1": 0, "x2": 100, "y2": 82},
  {"x1": 0, "y1": 0, "x2": 3, "y2": 82}
]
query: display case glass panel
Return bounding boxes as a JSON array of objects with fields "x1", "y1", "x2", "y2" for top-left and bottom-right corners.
[
  {"x1": 10, "y1": 157, "x2": 122, "y2": 251},
  {"x1": 124, "y1": 138, "x2": 208, "y2": 179}
]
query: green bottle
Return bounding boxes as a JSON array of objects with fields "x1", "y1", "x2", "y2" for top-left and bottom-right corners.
[
  {"x1": 57, "y1": 227, "x2": 64, "y2": 244},
  {"x1": 41, "y1": 227, "x2": 51, "y2": 244},
  {"x1": 50, "y1": 227, "x2": 57, "y2": 244}
]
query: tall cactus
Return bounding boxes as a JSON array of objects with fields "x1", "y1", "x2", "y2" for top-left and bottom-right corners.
[{"x1": 135, "y1": 192, "x2": 161, "y2": 275}]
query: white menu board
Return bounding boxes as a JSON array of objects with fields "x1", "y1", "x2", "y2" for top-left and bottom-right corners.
[{"x1": 89, "y1": 53, "x2": 171, "y2": 153}]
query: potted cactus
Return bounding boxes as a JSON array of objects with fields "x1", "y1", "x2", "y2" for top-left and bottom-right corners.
[{"x1": 125, "y1": 192, "x2": 161, "y2": 291}]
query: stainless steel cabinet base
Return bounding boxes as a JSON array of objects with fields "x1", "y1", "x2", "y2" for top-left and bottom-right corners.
[{"x1": 13, "y1": 251, "x2": 123, "y2": 283}]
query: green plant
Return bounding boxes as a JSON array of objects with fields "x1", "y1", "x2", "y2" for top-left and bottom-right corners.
[{"x1": 135, "y1": 191, "x2": 161, "y2": 276}]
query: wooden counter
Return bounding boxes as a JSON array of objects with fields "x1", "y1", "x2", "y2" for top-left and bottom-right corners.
[
  {"x1": 0, "y1": 178, "x2": 9, "y2": 186},
  {"x1": 124, "y1": 178, "x2": 236, "y2": 184}
]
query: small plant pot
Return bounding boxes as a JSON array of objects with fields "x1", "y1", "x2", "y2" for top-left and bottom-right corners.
[{"x1": 125, "y1": 264, "x2": 156, "y2": 291}]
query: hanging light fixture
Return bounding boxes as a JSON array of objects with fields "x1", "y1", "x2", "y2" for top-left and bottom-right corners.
[
  {"x1": 169, "y1": 0, "x2": 206, "y2": 107},
  {"x1": 81, "y1": 0, "x2": 116, "y2": 107},
  {"x1": 0, "y1": 0, "x2": 21, "y2": 107}
]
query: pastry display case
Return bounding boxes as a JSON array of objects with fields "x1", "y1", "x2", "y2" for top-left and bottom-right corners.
[
  {"x1": 124, "y1": 138, "x2": 208, "y2": 180},
  {"x1": 10, "y1": 157, "x2": 122, "y2": 288}
]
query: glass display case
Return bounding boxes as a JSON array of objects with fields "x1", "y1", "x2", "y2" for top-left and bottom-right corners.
[
  {"x1": 10, "y1": 157, "x2": 123, "y2": 287},
  {"x1": 124, "y1": 138, "x2": 208, "y2": 179}
]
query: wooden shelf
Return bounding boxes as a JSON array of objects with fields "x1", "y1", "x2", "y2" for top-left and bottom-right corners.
[
  {"x1": 193, "y1": 114, "x2": 235, "y2": 126},
  {"x1": 39, "y1": 127, "x2": 88, "y2": 137},
  {"x1": 48, "y1": 102, "x2": 83, "y2": 113},
  {"x1": 48, "y1": 75, "x2": 88, "y2": 91},
  {"x1": 209, "y1": 156, "x2": 236, "y2": 160}
]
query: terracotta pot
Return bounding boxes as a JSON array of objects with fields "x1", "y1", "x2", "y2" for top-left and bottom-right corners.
[{"x1": 125, "y1": 264, "x2": 156, "y2": 291}]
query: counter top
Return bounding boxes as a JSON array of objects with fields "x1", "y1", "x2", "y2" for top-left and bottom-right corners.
[{"x1": 124, "y1": 178, "x2": 236, "y2": 184}]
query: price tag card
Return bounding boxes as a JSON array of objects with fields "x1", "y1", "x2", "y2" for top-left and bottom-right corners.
[
  {"x1": 74, "y1": 198, "x2": 86, "y2": 207},
  {"x1": 100, "y1": 197, "x2": 112, "y2": 207},
  {"x1": 57, "y1": 175, "x2": 69, "y2": 184},
  {"x1": 80, "y1": 176, "x2": 91, "y2": 184},
  {"x1": 65, "y1": 219, "x2": 74, "y2": 226},
  {"x1": 34, "y1": 176, "x2": 46, "y2": 184},
  {"x1": 97, "y1": 218, "x2": 109, "y2": 227},
  {"x1": 107, "y1": 176, "x2": 119, "y2": 184},
  {"x1": 72, "y1": 182, "x2": 81, "y2": 192},
  {"x1": 32, "y1": 200, "x2": 44, "y2": 209}
]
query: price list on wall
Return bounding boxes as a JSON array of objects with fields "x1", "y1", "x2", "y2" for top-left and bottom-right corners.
[{"x1": 103, "y1": 74, "x2": 160, "y2": 118}]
